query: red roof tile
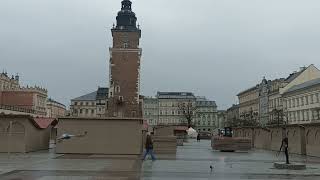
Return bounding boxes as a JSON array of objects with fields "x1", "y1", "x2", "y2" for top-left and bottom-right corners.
[{"x1": 32, "y1": 117, "x2": 57, "y2": 129}]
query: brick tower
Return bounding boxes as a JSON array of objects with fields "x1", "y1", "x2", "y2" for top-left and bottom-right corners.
[{"x1": 107, "y1": 0, "x2": 142, "y2": 118}]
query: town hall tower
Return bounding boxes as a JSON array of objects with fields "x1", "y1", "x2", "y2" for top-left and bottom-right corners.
[{"x1": 107, "y1": 0, "x2": 142, "y2": 118}]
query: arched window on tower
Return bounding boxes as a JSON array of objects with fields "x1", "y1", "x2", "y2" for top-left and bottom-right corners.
[{"x1": 116, "y1": 86, "x2": 120, "y2": 93}]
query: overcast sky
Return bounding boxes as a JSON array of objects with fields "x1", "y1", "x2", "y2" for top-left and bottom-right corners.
[{"x1": 1, "y1": 0, "x2": 320, "y2": 109}]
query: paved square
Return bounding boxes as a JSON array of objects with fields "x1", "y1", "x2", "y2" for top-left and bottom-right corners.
[{"x1": 1, "y1": 140, "x2": 320, "y2": 179}]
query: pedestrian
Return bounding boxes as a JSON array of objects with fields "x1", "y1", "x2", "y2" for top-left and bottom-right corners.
[
  {"x1": 197, "y1": 133, "x2": 201, "y2": 142},
  {"x1": 279, "y1": 136, "x2": 289, "y2": 164},
  {"x1": 143, "y1": 132, "x2": 156, "y2": 161}
]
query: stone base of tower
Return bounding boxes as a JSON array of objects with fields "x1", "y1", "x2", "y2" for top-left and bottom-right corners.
[
  {"x1": 56, "y1": 117, "x2": 144, "y2": 155},
  {"x1": 106, "y1": 101, "x2": 143, "y2": 118}
]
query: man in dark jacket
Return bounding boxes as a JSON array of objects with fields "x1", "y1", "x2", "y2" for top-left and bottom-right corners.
[
  {"x1": 279, "y1": 136, "x2": 289, "y2": 164},
  {"x1": 197, "y1": 133, "x2": 201, "y2": 142},
  {"x1": 143, "y1": 133, "x2": 156, "y2": 161}
]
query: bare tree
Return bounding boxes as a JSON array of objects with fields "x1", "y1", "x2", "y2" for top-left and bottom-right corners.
[
  {"x1": 267, "y1": 108, "x2": 288, "y2": 126},
  {"x1": 178, "y1": 100, "x2": 197, "y2": 128}
]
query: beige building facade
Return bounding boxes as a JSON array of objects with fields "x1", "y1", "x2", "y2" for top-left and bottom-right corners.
[
  {"x1": 156, "y1": 92, "x2": 196, "y2": 126},
  {"x1": 283, "y1": 78, "x2": 320, "y2": 124},
  {"x1": 195, "y1": 97, "x2": 218, "y2": 133},
  {"x1": 70, "y1": 87, "x2": 108, "y2": 118},
  {"x1": 235, "y1": 65, "x2": 320, "y2": 126},
  {"x1": 142, "y1": 97, "x2": 158, "y2": 128},
  {"x1": 46, "y1": 98, "x2": 66, "y2": 118},
  {"x1": 268, "y1": 78, "x2": 288, "y2": 124},
  {"x1": 237, "y1": 86, "x2": 260, "y2": 124},
  {"x1": 226, "y1": 104, "x2": 240, "y2": 126}
]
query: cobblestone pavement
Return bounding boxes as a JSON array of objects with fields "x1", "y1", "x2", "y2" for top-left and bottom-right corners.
[{"x1": 1, "y1": 140, "x2": 320, "y2": 179}]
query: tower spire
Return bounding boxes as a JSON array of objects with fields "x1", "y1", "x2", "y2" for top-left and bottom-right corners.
[
  {"x1": 115, "y1": 0, "x2": 138, "y2": 30},
  {"x1": 121, "y1": 0, "x2": 132, "y2": 10}
]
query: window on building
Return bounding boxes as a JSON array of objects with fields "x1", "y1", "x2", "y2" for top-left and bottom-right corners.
[
  {"x1": 85, "y1": 109, "x2": 88, "y2": 114},
  {"x1": 131, "y1": 111, "x2": 136, "y2": 117},
  {"x1": 316, "y1": 93, "x2": 319, "y2": 103},
  {"x1": 86, "y1": 102, "x2": 89, "y2": 106},
  {"x1": 208, "y1": 129, "x2": 211, "y2": 131},
  {"x1": 172, "y1": 110, "x2": 175, "y2": 115},
  {"x1": 91, "y1": 109, "x2": 94, "y2": 114},
  {"x1": 80, "y1": 109, "x2": 83, "y2": 114},
  {"x1": 80, "y1": 102, "x2": 83, "y2": 106},
  {"x1": 74, "y1": 102, "x2": 78, "y2": 105},
  {"x1": 311, "y1": 95, "x2": 314, "y2": 104},
  {"x1": 115, "y1": 86, "x2": 120, "y2": 93},
  {"x1": 306, "y1": 96, "x2": 309, "y2": 105},
  {"x1": 74, "y1": 109, "x2": 78, "y2": 114},
  {"x1": 292, "y1": 99, "x2": 295, "y2": 107}
]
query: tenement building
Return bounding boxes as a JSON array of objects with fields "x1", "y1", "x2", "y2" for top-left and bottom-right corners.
[
  {"x1": 157, "y1": 92, "x2": 196, "y2": 126},
  {"x1": 234, "y1": 64, "x2": 320, "y2": 126},
  {"x1": 46, "y1": 98, "x2": 66, "y2": 118},
  {"x1": 237, "y1": 85, "x2": 260, "y2": 124},
  {"x1": 217, "y1": 110, "x2": 227, "y2": 128},
  {"x1": 226, "y1": 104, "x2": 240, "y2": 126},
  {"x1": 70, "y1": 87, "x2": 108, "y2": 117},
  {"x1": 107, "y1": 0, "x2": 143, "y2": 118},
  {"x1": 267, "y1": 78, "x2": 288, "y2": 124},
  {"x1": 194, "y1": 97, "x2": 218, "y2": 133},
  {"x1": 142, "y1": 97, "x2": 158, "y2": 128},
  {"x1": 283, "y1": 78, "x2": 320, "y2": 124}
]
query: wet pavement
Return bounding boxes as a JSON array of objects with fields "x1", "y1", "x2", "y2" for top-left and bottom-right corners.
[{"x1": 1, "y1": 140, "x2": 320, "y2": 179}]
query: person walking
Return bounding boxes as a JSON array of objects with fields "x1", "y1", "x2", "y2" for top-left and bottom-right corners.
[
  {"x1": 143, "y1": 133, "x2": 156, "y2": 161},
  {"x1": 197, "y1": 133, "x2": 201, "y2": 142}
]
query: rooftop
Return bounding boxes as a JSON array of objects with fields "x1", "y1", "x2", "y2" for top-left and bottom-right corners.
[
  {"x1": 72, "y1": 91, "x2": 97, "y2": 101},
  {"x1": 72, "y1": 87, "x2": 108, "y2": 101},
  {"x1": 284, "y1": 78, "x2": 320, "y2": 94},
  {"x1": 47, "y1": 98, "x2": 66, "y2": 108},
  {"x1": 157, "y1": 92, "x2": 195, "y2": 99}
]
